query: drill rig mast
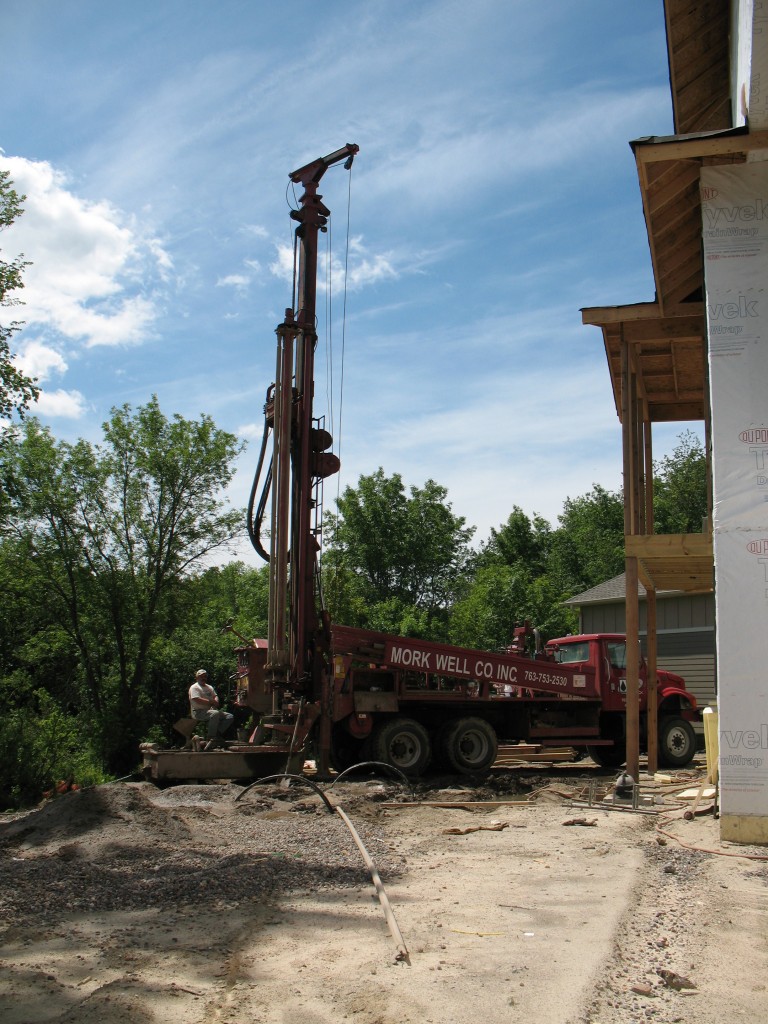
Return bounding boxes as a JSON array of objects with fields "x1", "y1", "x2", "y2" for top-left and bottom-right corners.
[{"x1": 250, "y1": 143, "x2": 359, "y2": 774}]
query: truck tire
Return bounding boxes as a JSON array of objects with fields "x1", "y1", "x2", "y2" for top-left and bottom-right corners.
[
  {"x1": 373, "y1": 718, "x2": 431, "y2": 777},
  {"x1": 441, "y1": 717, "x2": 498, "y2": 773},
  {"x1": 658, "y1": 716, "x2": 696, "y2": 768},
  {"x1": 586, "y1": 744, "x2": 626, "y2": 768}
]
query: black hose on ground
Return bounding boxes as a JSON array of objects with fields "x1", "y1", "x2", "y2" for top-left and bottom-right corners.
[
  {"x1": 234, "y1": 773, "x2": 335, "y2": 813},
  {"x1": 328, "y1": 761, "x2": 414, "y2": 798}
]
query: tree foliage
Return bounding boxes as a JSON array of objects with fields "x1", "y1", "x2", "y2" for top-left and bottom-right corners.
[
  {"x1": 0, "y1": 397, "x2": 246, "y2": 771},
  {"x1": 455, "y1": 433, "x2": 708, "y2": 649},
  {"x1": 449, "y1": 564, "x2": 531, "y2": 651},
  {"x1": 653, "y1": 430, "x2": 708, "y2": 534},
  {"x1": 482, "y1": 506, "x2": 552, "y2": 575},
  {"x1": 452, "y1": 507, "x2": 575, "y2": 650},
  {"x1": 549, "y1": 484, "x2": 626, "y2": 595},
  {"x1": 0, "y1": 421, "x2": 708, "y2": 804},
  {"x1": 0, "y1": 682, "x2": 108, "y2": 810},
  {"x1": 323, "y1": 468, "x2": 474, "y2": 637},
  {"x1": 0, "y1": 169, "x2": 39, "y2": 421}
]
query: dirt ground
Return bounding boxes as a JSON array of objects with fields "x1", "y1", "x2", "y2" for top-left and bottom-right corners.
[{"x1": 1, "y1": 761, "x2": 767, "y2": 1024}]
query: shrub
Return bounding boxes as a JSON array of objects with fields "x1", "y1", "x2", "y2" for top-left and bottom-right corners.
[{"x1": 0, "y1": 690, "x2": 109, "y2": 809}]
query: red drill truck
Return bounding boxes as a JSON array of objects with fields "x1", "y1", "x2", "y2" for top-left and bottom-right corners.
[
  {"x1": 140, "y1": 144, "x2": 697, "y2": 783},
  {"x1": 229, "y1": 623, "x2": 697, "y2": 776},
  {"x1": 141, "y1": 623, "x2": 697, "y2": 781}
]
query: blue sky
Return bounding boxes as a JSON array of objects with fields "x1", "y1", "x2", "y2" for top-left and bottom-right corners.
[{"x1": 1, "y1": 0, "x2": 693, "y2": 556}]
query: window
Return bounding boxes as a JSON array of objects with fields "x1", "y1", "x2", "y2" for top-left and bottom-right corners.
[
  {"x1": 554, "y1": 641, "x2": 590, "y2": 664},
  {"x1": 607, "y1": 642, "x2": 627, "y2": 670}
]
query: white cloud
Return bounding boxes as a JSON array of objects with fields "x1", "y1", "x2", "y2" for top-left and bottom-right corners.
[
  {"x1": 34, "y1": 389, "x2": 87, "y2": 419},
  {"x1": 237, "y1": 422, "x2": 263, "y2": 440},
  {"x1": 270, "y1": 238, "x2": 397, "y2": 292},
  {"x1": 217, "y1": 273, "x2": 250, "y2": 288},
  {"x1": 13, "y1": 338, "x2": 67, "y2": 382},
  {"x1": 215, "y1": 259, "x2": 262, "y2": 291},
  {"x1": 148, "y1": 237, "x2": 174, "y2": 279},
  {"x1": 269, "y1": 244, "x2": 294, "y2": 282},
  {"x1": 359, "y1": 84, "x2": 668, "y2": 219},
  {"x1": 52, "y1": 294, "x2": 156, "y2": 347},
  {"x1": 347, "y1": 253, "x2": 397, "y2": 289},
  {"x1": 0, "y1": 155, "x2": 168, "y2": 348},
  {"x1": 372, "y1": 362, "x2": 617, "y2": 464},
  {"x1": 12, "y1": 338, "x2": 86, "y2": 418}
]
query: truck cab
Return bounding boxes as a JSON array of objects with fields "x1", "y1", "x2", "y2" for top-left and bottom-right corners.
[
  {"x1": 549, "y1": 634, "x2": 645, "y2": 712},
  {"x1": 547, "y1": 633, "x2": 699, "y2": 767}
]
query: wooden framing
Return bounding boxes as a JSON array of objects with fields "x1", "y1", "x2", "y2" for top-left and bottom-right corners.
[
  {"x1": 578, "y1": 58, "x2": 768, "y2": 778},
  {"x1": 582, "y1": 295, "x2": 715, "y2": 779}
]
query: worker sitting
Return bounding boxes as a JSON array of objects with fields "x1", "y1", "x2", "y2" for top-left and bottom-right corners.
[{"x1": 188, "y1": 669, "x2": 234, "y2": 750}]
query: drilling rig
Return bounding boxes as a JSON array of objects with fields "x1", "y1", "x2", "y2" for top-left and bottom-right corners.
[
  {"x1": 248, "y1": 143, "x2": 359, "y2": 777},
  {"x1": 140, "y1": 144, "x2": 698, "y2": 784}
]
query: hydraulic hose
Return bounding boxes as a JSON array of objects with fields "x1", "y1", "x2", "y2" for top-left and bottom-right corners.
[
  {"x1": 246, "y1": 406, "x2": 273, "y2": 562},
  {"x1": 335, "y1": 804, "x2": 410, "y2": 963},
  {"x1": 235, "y1": 773, "x2": 335, "y2": 812}
]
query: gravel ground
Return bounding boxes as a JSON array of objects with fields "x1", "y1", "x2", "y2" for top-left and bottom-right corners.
[
  {"x1": 0, "y1": 781, "x2": 404, "y2": 928},
  {"x1": 1, "y1": 769, "x2": 767, "y2": 1024}
]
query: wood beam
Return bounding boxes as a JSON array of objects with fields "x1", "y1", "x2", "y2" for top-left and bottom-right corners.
[
  {"x1": 646, "y1": 589, "x2": 658, "y2": 775},
  {"x1": 619, "y1": 320, "x2": 704, "y2": 344},
  {"x1": 625, "y1": 556, "x2": 641, "y2": 784},
  {"x1": 582, "y1": 302, "x2": 704, "y2": 326},
  {"x1": 646, "y1": 402, "x2": 707, "y2": 421},
  {"x1": 632, "y1": 130, "x2": 768, "y2": 164},
  {"x1": 624, "y1": 533, "x2": 713, "y2": 559},
  {"x1": 621, "y1": 328, "x2": 633, "y2": 534}
]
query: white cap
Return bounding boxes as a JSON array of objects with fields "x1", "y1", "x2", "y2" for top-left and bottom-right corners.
[{"x1": 195, "y1": 669, "x2": 207, "y2": 678}]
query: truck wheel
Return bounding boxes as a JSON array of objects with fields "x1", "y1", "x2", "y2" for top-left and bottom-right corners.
[
  {"x1": 658, "y1": 716, "x2": 696, "y2": 768},
  {"x1": 442, "y1": 717, "x2": 498, "y2": 773},
  {"x1": 586, "y1": 745, "x2": 626, "y2": 768},
  {"x1": 373, "y1": 718, "x2": 431, "y2": 777}
]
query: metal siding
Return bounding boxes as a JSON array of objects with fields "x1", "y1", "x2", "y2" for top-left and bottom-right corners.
[
  {"x1": 656, "y1": 593, "x2": 714, "y2": 630},
  {"x1": 582, "y1": 605, "x2": 626, "y2": 634},
  {"x1": 657, "y1": 654, "x2": 717, "y2": 716},
  {"x1": 580, "y1": 593, "x2": 715, "y2": 635},
  {"x1": 655, "y1": 631, "x2": 716, "y2": 657}
]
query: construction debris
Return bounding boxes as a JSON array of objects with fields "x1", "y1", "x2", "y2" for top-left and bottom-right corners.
[{"x1": 442, "y1": 821, "x2": 510, "y2": 835}]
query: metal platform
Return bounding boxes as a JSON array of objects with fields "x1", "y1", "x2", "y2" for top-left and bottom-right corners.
[{"x1": 140, "y1": 744, "x2": 304, "y2": 782}]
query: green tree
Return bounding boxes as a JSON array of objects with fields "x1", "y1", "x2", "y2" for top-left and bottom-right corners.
[
  {"x1": 323, "y1": 468, "x2": 474, "y2": 637},
  {"x1": 0, "y1": 169, "x2": 39, "y2": 422},
  {"x1": 653, "y1": 430, "x2": 708, "y2": 534},
  {"x1": 0, "y1": 398, "x2": 245, "y2": 771},
  {"x1": 549, "y1": 484, "x2": 626, "y2": 595},
  {"x1": 146, "y1": 560, "x2": 271, "y2": 730},
  {"x1": 449, "y1": 563, "x2": 528, "y2": 650},
  {"x1": 482, "y1": 505, "x2": 552, "y2": 574},
  {"x1": 0, "y1": 682, "x2": 108, "y2": 810},
  {"x1": 449, "y1": 553, "x2": 576, "y2": 652}
]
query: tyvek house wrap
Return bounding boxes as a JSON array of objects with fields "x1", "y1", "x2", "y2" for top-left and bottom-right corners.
[{"x1": 701, "y1": 162, "x2": 768, "y2": 825}]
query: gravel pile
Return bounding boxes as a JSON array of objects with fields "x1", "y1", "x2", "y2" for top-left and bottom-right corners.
[{"x1": 0, "y1": 781, "x2": 404, "y2": 934}]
